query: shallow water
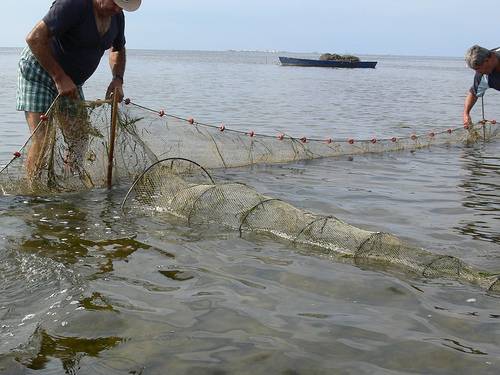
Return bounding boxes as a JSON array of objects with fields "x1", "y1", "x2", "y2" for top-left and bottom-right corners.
[{"x1": 1, "y1": 48, "x2": 500, "y2": 374}]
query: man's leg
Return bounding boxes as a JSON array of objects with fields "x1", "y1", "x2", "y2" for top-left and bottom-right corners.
[
  {"x1": 24, "y1": 111, "x2": 52, "y2": 180},
  {"x1": 17, "y1": 47, "x2": 57, "y2": 182}
]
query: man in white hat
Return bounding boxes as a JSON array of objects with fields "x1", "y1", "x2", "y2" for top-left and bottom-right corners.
[{"x1": 16, "y1": 0, "x2": 141, "y2": 179}]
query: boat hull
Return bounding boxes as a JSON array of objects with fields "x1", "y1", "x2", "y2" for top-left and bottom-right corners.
[{"x1": 279, "y1": 56, "x2": 377, "y2": 68}]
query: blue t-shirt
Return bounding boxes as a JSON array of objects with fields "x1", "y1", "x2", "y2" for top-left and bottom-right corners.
[{"x1": 43, "y1": 0, "x2": 126, "y2": 85}]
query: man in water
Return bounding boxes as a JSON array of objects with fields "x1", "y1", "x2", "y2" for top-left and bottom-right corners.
[
  {"x1": 16, "y1": 0, "x2": 141, "y2": 180},
  {"x1": 463, "y1": 45, "x2": 500, "y2": 125}
]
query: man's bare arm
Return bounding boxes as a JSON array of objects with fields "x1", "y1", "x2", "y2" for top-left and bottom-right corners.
[
  {"x1": 106, "y1": 47, "x2": 126, "y2": 101},
  {"x1": 463, "y1": 91, "x2": 478, "y2": 125},
  {"x1": 109, "y1": 47, "x2": 126, "y2": 80},
  {"x1": 26, "y1": 21, "x2": 77, "y2": 97}
]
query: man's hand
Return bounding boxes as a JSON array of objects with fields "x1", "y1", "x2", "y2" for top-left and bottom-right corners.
[
  {"x1": 54, "y1": 73, "x2": 78, "y2": 98},
  {"x1": 463, "y1": 112, "x2": 472, "y2": 126},
  {"x1": 463, "y1": 92, "x2": 477, "y2": 126},
  {"x1": 105, "y1": 78, "x2": 124, "y2": 102}
]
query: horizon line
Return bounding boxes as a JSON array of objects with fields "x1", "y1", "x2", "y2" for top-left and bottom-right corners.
[{"x1": 0, "y1": 45, "x2": 464, "y2": 59}]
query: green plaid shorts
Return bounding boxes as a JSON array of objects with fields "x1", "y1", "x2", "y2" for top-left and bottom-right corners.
[{"x1": 16, "y1": 47, "x2": 84, "y2": 113}]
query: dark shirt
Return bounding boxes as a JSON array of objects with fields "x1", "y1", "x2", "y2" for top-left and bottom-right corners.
[
  {"x1": 43, "y1": 0, "x2": 125, "y2": 85},
  {"x1": 470, "y1": 53, "x2": 500, "y2": 97}
]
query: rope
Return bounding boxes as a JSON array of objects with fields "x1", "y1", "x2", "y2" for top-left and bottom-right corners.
[
  {"x1": 0, "y1": 94, "x2": 61, "y2": 175},
  {"x1": 124, "y1": 98, "x2": 497, "y2": 145}
]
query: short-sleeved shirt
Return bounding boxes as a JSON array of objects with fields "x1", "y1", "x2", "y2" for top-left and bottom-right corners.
[
  {"x1": 43, "y1": 0, "x2": 126, "y2": 85},
  {"x1": 469, "y1": 53, "x2": 500, "y2": 97}
]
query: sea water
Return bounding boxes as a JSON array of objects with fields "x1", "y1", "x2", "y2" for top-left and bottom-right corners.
[{"x1": 1, "y1": 48, "x2": 499, "y2": 374}]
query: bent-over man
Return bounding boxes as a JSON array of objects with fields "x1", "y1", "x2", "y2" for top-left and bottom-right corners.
[
  {"x1": 463, "y1": 45, "x2": 500, "y2": 125},
  {"x1": 16, "y1": 0, "x2": 141, "y2": 180}
]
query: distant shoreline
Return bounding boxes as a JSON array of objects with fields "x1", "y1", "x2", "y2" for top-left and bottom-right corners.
[{"x1": 0, "y1": 47, "x2": 464, "y2": 59}]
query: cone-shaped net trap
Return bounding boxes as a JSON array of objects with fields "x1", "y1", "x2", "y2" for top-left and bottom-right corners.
[{"x1": 122, "y1": 158, "x2": 500, "y2": 293}]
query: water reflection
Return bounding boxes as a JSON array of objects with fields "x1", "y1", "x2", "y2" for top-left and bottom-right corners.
[
  {"x1": 457, "y1": 145, "x2": 500, "y2": 244},
  {"x1": 12, "y1": 194, "x2": 153, "y2": 272},
  {"x1": 427, "y1": 338, "x2": 488, "y2": 356},
  {"x1": 25, "y1": 329, "x2": 122, "y2": 373},
  {"x1": 89, "y1": 237, "x2": 152, "y2": 275},
  {"x1": 0, "y1": 193, "x2": 156, "y2": 362},
  {"x1": 80, "y1": 292, "x2": 116, "y2": 312}
]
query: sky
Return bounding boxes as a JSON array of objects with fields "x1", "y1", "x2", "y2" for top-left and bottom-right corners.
[{"x1": 1, "y1": 0, "x2": 498, "y2": 57}]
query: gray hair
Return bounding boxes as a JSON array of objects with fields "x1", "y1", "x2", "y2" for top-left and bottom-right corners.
[{"x1": 465, "y1": 45, "x2": 492, "y2": 69}]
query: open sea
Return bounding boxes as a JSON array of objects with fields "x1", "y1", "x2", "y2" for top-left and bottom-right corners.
[{"x1": 1, "y1": 48, "x2": 500, "y2": 374}]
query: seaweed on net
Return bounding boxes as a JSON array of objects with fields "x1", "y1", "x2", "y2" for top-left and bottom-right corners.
[{"x1": 0, "y1": 98, "x2": 154, "y2": 195}]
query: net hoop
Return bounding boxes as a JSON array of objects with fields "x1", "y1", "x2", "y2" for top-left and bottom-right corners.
[{"x1": 120, "y1": 157, "x2": 214, "y2": 211}]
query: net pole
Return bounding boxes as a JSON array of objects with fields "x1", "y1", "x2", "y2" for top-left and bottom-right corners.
[
  {"x1": 481, "y1": 96, "x2": 486, "y2": 141},
  {"x1": 481, "y1": 96, "x2": 485, "y2": 121},
  {"x1": 107, "y1": 88, "x2": 119, "y2": 189}
]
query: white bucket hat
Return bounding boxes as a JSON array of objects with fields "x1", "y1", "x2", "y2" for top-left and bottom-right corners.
[{"x1": 113, "y1": 0, "x2": 141, "y2": 12}]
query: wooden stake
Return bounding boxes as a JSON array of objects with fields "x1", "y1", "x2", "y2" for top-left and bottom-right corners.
[
  {"x1": 107, "y1": 88, "x2": 119, "y2": 189},
  {"x1": 481, "y1": 96, "x2": 486, "y2": 141}
]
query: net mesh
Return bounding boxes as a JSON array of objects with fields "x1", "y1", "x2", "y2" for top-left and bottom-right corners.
[
  {"x1": 116, "y1": 103, "x2": 500, "y2": 170},
  {"x1": 122, "y1": 158, "x2": 500, "y2": 293},
  {"x1": 0, "y1": 99, "x2": 156, "y2": 195},
  {"x1": 1, "y1": 98, "x2": 499, "y2": 292},
  {"x1": 1, "y1": 98, "x2": 498, "y2": 195}
]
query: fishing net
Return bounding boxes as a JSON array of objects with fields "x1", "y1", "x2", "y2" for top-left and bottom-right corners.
[
  {"x1": 1, "y1": 97, "x2": 499, "y2": 292},
  {"x1": 1, "y1": 97, "x2": 498, "y2": 195},
  {"x1": 116, "y1": 101, "x2": 500, "y2": 170},
  {"x1": 121, "y1": 157, "x2": 500, "y2": 293},
  {"x1": 0, "y1": 98, "x2": 156, "y2": 195}
]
